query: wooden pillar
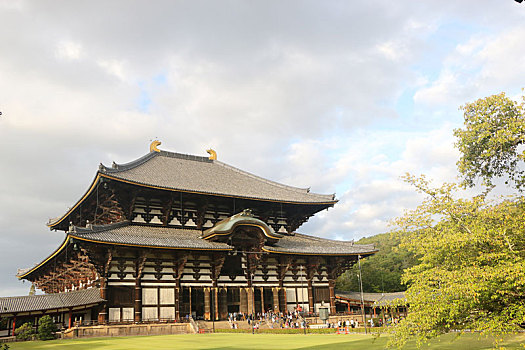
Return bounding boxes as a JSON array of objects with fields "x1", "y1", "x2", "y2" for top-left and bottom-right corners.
[
  {"x1": 68, "y1": 309, "x2": 73, "y2": 328},
  {"x1": 272, "y1": 288, "x2": 279, "y2": 312},
  {"x1": 175, "y1": 280, "x2": 180, "y2": 321},
  {"x1": 189, "y1": 287, "x2": 192, "y2": 318},
  {"x1": 12, "y1": 315, "x2": 16, "y2": 336},
  {"x1": 134, "y1": 279, "x2": 142, "y2": 323},
  {"x1": 219, "y1": 288, "x2": 228, "y2": 320},
  {"x1": 171, "y1": 253, "x2": 187, "y2": 321},
  {"x1": 98, "y1": 276, "x2": 108, "y2": 324},
  {"x1": 307, "y1": 279, "x2": 314, "y2": 314},
  {"x1": 328, "y1": 279, "x2": 336, "y2": 315},
  {"x1": 204, "y1": 288, "x2": 211, "y2": 320},
  {"x1": 214, "y1": 288, "x2": 219, "y2": 321},
  {"x1": 260, "y1": 287, "x2": 265, "y2": 313},
  {"x1": 211, "y1": 272, "x2": 219, "y2": 321},
  {"x1": 347, "y1": 302, "x2": 351, "y2": 314},
  {"x1": 240, "y1": 288, "x2": 248, "y2": 314},
  {"x1": 279, "y1": 288, "x2": 287, "y2": 313},
  {"x1": 247, "y1": 287, "x2": 253, "y2": 316}
]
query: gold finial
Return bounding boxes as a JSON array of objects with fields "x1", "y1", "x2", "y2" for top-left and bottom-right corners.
[
  {"x1": 207, "y1": 149, "x2": 217, "y2": 160},
  {"x1": 150, "y1": 140, "x2": 161, "y2": 152}
]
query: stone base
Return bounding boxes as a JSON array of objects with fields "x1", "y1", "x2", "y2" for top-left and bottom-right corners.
[{"x1": 62, "y1": 323, "x2": 192, "y2": 339}]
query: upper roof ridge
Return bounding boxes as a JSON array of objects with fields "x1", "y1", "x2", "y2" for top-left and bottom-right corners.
[
  {"x1": 100, "y1": 152, "x2": 157, "y2": 173},
  {"x1": 158, "y1": 150, "x2": 212, "y2": 163},
  {"x1": 101, "y1": 150, "x2": 214, "y2": 174}
]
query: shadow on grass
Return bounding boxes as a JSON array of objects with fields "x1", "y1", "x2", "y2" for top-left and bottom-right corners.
[{"x1": 11, "y1": 339, "x2": 111, "y2": 350}]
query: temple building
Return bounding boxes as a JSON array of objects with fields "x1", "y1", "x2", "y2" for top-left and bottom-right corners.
[
  {"x1": 335, "y1": 291, "x2": 407, "y2": 321},
  {"x1": 2, "y1": 142, "x2": 377, "y2": 332}
]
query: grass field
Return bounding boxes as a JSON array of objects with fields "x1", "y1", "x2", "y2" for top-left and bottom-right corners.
[{"x1": 6, "y1": 332, "x2": 525, "y2": 349}]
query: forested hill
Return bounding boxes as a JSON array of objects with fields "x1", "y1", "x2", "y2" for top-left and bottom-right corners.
[{"x1": 336, "y1": 232, "x2": 419, "y2": 293}]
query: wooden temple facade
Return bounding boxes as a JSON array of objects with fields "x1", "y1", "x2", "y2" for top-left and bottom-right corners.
[{"x1": 15, "y1": 142, "x2": 377, "y2": 324}]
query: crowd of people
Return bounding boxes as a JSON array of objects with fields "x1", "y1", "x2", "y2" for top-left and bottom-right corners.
[
  {"x1": 227, "y1": 308, "x2": 308, "y2": 330},
  {"x1": 327, "y1": 316, "x2": 401, "y2": 329},
  {"x1": 327, "y1": 319, "x2": 360, "y2": 329}
]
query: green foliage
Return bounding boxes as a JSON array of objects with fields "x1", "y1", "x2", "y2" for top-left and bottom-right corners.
[
  {"x1": 37, "y1": 315, "x2": 57, "y2": 340},
  {"x1": 389, "y1": 175, "x2": 525, "y2": 348},
  {"x1": 0, "y1": 317, "x2": 7, "y2": 329},
  {"x1": 1, "y1": 344, "x2": 9, "y2": 350},
  {"x1": 455, "y1": 92, "x2": 525, "y2": 190},
  {"x1": 336, "y1": 232, "x2": 418, "y2": 293},
  {"x1": 14, "y1": 322, "x2": 35, "y2": 341}
]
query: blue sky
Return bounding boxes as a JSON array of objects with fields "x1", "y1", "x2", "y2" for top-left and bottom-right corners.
[{"x1": 1, "y1": 0, "x2": 525, "y2": 296}]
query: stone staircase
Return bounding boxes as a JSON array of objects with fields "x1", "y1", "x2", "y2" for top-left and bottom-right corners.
[{"x1": 196, "y1": 320, "x2": 213, "y2": 333}]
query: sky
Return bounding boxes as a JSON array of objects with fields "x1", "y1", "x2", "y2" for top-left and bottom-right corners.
[{"x1": 1, "y1": 0, "x2": 525, "y2": 296}]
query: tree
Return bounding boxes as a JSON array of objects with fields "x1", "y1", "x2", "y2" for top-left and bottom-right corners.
[
  {"x1": 37, "y1": 315, "x2": 57, "y2": 340},
  {"x1": 14, "y1": 322, "x2": 35, "y2": 341},
  {"x1": 337, "y1": 232, "x2": 418, "y2": 293},
  {"x1": 389, "y1": 175, "x2": 525, "y2": 348},
  {"x1": 388, "y1": 92, "x2": 525, "y2": 347},
  {"x1": 454, "y1": 92, "x2": 525, "y2": 190}
]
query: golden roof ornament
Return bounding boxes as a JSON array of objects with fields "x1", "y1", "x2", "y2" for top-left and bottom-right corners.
[
  {"x1": 150, "y1": 140, "x2": 161, "y2": 152},
  {"x1": 207, "y1": 149, "x2": 217, "y2": 160}
]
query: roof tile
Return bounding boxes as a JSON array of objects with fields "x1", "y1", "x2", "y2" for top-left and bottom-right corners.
[
  {"x1": 100, "y1": 151, "x2": 335, "y2": 203},
  {"x1": 0, "y1": 288, "x2": 103, "y2": 315},
  {"x1": 69, "y1": 223, "x2": 376, "y2": 256}
]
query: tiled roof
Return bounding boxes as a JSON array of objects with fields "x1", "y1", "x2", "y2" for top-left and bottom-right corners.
[
  {"x1": 263, "y1": 234, "x2": 377, "y2": 256},
  {"x1": 99, "y1": 151, "x2": 336, "y2": 204},
  {"x1": 0, "y1": 288, "x2": 103, "y2": 315},
  {"x1": 374, "y1": 292, "x2": 406, "y2": 306},
  {"x1": 69, "y1": 223, "x2": 376, "y2": 256},
  {"x1": 336, "y1": 290, "x2": 406, "y2": 304},
  {"x1": 70, "y1": 222, "x2": 233, "y2": 250}
]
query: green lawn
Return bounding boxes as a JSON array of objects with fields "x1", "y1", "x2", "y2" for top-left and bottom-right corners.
[{"x1": 6, "y1": 332, "x2": 525, "y2": 349}]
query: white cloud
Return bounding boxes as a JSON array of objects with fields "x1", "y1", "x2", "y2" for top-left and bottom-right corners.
[
  {"x1": 56, "y1": 40, "x2": 83, "y2": 60},
  {"x1": 377, "y1": 41, "x2": 407, "y2": 62},
  {"x1": 97, "y1": 58, "x2": 130, "y2": 82},
  {"x1": 299, "y1": 124, "x2": 459, "y2": 240},
  {"x1": 0, "y1": 0, "x2": 26, "y2": 11},
  {"x1": 414, "y1": 25, "x2": 525, "y2": 108}
]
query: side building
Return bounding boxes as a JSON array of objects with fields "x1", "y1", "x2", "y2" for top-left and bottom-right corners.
[{"x1": 2, "y1": 142, "x2": 377, "y2": 332}]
